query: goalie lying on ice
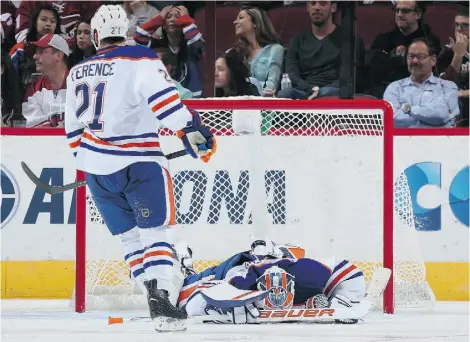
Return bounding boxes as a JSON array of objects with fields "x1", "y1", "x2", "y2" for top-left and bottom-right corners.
[{"x1": 172, "y1": 240, "x2": 367, "y2": 324}]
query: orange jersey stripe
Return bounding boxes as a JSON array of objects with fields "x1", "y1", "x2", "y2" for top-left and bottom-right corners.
[
  {"x1": 9, "y1": 42, "x2": 25, "y2": 57},
  {"x1": 82, "y1": 132, "x2": 160, "y2": 148},
  {"x1": 151, "y1": 93, "x2": 179, "y2": 113},
  {"x1": 69, "y1": 140, "x2": 81, "y2": 148},
  {"x1": 164, "y1": 168, "x2": 176, "y2": 225},
  {"x1": 128, "y1": 257, "x2": 143, "y2": 268},
  {"x1": 144, "y1": 250, "x2": 174, "y2": 259}
]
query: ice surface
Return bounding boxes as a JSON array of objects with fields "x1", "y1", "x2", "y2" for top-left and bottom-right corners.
[{"x1": 1, "y1": 300, "x2": 468, "y2": 342}]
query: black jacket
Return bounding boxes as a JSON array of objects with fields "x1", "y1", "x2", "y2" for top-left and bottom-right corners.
[{"x1": 367, "y1": 24, "x2": 441, "y2": 97}]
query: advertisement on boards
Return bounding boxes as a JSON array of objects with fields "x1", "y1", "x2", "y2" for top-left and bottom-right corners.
[{"x1": 0, "y1": 134, "x2": 468, "y2": 300}]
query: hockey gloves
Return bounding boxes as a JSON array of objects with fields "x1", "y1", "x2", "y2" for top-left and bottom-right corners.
[{"x1": 177, "y1": 110, "x2": 216, "y2": 163}]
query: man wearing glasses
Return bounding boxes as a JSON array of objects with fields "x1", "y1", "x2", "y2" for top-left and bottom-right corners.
[
  {"x1": 368, "y1": 1, "x2": 441, "y2": 98},
  {"x1": 438, "y1": 8, "x2": 469, "y2": 127},
  {"x1": 383, "y1": 38, "x2": 459, "y2": 128}
]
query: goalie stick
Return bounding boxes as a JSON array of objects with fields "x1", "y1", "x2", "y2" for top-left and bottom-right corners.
[
  {"x1": 108, "y1": 268, "x2": 391, "y2": 325},
  {"x1": 21, "y1": 149, "x2": 188, "y2": 195}
]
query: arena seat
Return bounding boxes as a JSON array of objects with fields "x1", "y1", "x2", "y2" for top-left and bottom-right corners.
[
  {"x1": 356, "y1": 4, "x2": 396, "y2": 50},
  {"x1": 215, "y1": 6, "x2": 241, "y2": 54},
  {"x1": 268, "y1": 5, "x2": 312, "y2": 46}
]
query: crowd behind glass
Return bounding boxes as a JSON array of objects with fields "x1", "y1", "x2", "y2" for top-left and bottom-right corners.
[{"x1": 1, "y1": 1, "x2": 469, "y2": 128}]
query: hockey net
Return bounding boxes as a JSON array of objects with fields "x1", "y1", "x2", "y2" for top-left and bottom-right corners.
[{"x1": 75, "y1": 99, "x2": 435, "y2": 314}]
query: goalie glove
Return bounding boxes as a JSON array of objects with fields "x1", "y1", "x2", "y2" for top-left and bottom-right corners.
[
  {"x1": 177, "y1": 110, "x2": 217, "y2": 163},
  {"x1": 305, "y1": 294, "x2": 329, "y2": 309}
]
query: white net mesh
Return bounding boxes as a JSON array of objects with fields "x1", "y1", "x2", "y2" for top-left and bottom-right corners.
[{"x1": 78, "y1": 100, "x2": 435, "y2": 311}]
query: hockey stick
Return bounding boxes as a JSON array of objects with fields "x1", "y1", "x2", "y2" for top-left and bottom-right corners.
[
  {"x1": 21, "y1": 149, "x2": 188, "y2": 195},
  {"x1": 108, "y1": 268, "x2": 392, "y2": 325}
]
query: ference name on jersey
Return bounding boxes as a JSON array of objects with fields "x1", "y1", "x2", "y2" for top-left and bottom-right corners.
[{"x1": 70, "y1": 62, "x2": 115, "y2": 81}]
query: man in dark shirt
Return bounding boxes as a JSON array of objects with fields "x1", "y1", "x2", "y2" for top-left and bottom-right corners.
[
  {"x1": 368, "y1": 1, "x2": 441, "y2": 98},
  {"x1": 437, "y1": 8, "x2": 469, "y2": 126},
  {"x1": 278, "y1": 1, "x2": 365, "y2": 100}
]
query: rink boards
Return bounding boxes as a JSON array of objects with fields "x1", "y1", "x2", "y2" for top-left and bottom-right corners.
[{"x1": 0, "y1": 133, "x2": 468, "y2": 300}]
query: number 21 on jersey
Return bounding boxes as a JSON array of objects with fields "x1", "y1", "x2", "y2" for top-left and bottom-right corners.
[{"x1": 75, "y1": 81, "x2": 107, "y2": 131}]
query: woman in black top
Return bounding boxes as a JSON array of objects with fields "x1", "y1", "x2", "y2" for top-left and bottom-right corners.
[{"x1": 215, "y1": 49, "x2": 260, "y2": 97}]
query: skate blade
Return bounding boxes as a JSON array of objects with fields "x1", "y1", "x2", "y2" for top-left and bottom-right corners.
[{"x1": 153, "y1": 317, "x2": 187, "y2": 332}]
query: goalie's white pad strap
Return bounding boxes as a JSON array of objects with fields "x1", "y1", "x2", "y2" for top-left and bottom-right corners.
[{"x1": 323, "y1": 260, "x2": 363, "y2": 298}]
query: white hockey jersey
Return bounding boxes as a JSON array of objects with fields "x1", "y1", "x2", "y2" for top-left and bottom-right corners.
[{"x1": 65, "y1": 45, "x2": 193, "y2": 175}]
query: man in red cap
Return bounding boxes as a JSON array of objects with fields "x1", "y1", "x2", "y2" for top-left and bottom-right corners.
[{"x1": 22, "y1": 33, "x2": 70, "y2": 127}]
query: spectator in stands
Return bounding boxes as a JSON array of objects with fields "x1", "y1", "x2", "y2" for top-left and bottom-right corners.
[
  {"x1": 22, "y1": 34, "x2": 70, "y2": 128},
  {"x1": 1, "y1": 49, "x2": 22, "y2": 127},
  {"x1": 9, "y1": 5, "x2": 61, "y2": 98},
  {"x1": 277, "y1": 1, "x2": 365, "y2": 100},
  {"x1": 122, "y1": 1, "x2": 160, "y2": 45},
  {"x1": 14, "y1": 1, "x2": 100, "y2": 44},
  {"x1": 133, "y1": 5, "x2": 204, "y2": 98},
  {"x1": 215, "y1": 49, "x2": 260, "y2": 97},
  {"x1": 368, "y1": 1, "x2": 441, "y2": 98},
  {"x1": 437, "y1": 8, "x2": 469, "y2": 127},
  {"x1": 68, "y1": 18, "x2": 96, "y2": 68},
  {"x1": 232, "y1": 6, "x2": 284, "y2": 96},
  {"x1": 1, "y1": 1, "x2": 17, "y2": 52},
  {"x1": 384, "y1": 38, "x2": 459, "y2": 128},
  {"x1": 154, "y1": 47, "x2": 193, "y2": 99}
]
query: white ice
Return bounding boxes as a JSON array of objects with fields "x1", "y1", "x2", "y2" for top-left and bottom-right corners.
[{"x1": 1, "y1": 300, "x2": 468, "y2": 342}]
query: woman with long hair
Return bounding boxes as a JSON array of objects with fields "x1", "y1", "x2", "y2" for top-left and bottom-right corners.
[
  {"x1": 215, "y1": 49, "x2": 260, "y2": 97},
  {"x1": 9, "y1": 5, "x2": 61, "y2": 94},
  {"x1": 133, "y1": 5, "x2": 204, "y2": 97},
  {"x1": 233, "y1": 6, "x2": 284, "y2": 96},
  {"x1": 68, "y1": 18, "x2": 96, "y2": 68}
]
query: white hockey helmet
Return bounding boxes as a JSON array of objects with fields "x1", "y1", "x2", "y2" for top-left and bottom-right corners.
[{"x1": 91, "y1": 5, "x2": 129, "y2": 49}]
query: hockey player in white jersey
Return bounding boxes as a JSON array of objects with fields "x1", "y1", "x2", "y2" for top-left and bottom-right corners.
[{"x1": 64, "y1": 5, "x2": 216, "y2": 332}]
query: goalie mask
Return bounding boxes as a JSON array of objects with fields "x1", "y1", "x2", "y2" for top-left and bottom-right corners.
[{"x1": 256, "y1": 266, "x2": 295, "y2": 309}]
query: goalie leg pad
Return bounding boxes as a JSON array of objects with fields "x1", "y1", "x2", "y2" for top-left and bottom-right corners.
[
  {"x1": 331, "y1": 274, "x2": 367, "y2": 303},
  {"x1": 324, "y1": 260, "x2": 364, "y2": 298},
  {"x1": 329, "y1": 295, "x2": 359, "y2": 324}
]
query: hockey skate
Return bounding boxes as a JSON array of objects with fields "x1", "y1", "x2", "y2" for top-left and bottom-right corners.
[{"x1": 144, "y1": 279, "x2": 188, "y2": 332}]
